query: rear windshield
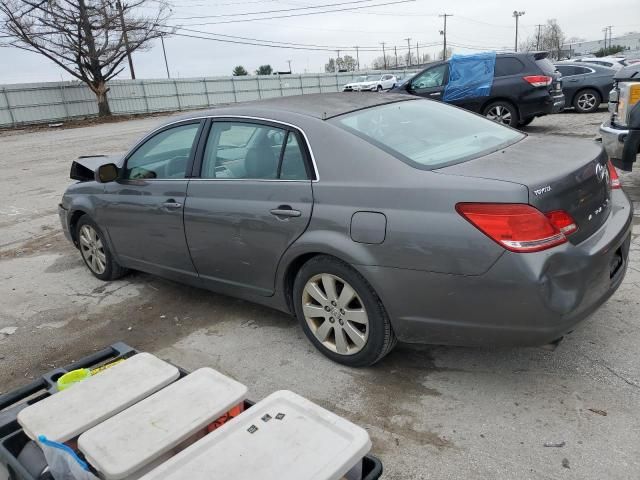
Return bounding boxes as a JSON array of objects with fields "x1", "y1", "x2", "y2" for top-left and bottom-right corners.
[
  {"x1": 330, "y1": 100, "x2": 524, "y2": 169},
  {"x1": 535, "y1": 57, "x2": 557, "y2": 75}
]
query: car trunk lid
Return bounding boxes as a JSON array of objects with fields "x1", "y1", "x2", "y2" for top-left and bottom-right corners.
[{"x1": 435, "y1": 135, "x2": 612, "y2": 244}]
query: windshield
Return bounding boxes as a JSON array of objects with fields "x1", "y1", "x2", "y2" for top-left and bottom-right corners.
[
  {"x1": 355, "y1": 76, "x2": 368, "y2": 82},
  {"x1": 331, "y1": 99, "x2": 524, "y2": 169}
]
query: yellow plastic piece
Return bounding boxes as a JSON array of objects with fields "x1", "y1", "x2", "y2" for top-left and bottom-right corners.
[{"x1": 57, "y1": 369, "x2": 92, "y2": 391}]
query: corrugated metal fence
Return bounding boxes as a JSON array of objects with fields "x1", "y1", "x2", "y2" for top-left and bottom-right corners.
[{"x1": 0, "y1": 70, "x2": 419, "y2": 127}]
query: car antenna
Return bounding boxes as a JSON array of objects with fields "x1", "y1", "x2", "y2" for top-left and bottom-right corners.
[{"x1": 323, "y1": 111, "x2": 327, "y2": 120}]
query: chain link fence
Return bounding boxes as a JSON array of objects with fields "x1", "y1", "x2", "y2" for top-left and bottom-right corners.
[{"x1": 0, "y1": 70, "x2": 419, "y2": 127}]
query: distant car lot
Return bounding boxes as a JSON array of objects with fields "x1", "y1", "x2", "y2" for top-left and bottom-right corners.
[{"x1": 1, "y1": 107, "x2": 640, "y2": 479}]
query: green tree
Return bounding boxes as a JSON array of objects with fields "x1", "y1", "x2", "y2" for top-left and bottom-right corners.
[
  {"x1": 255, "y1": 64, "x2": 273, "y2": 75},
  {"x1": 232, "y1": 65, "x2": 248, "y2": 76},
  {"x1": 595, "y1": 45, "x2": 626, "y2": 57}
]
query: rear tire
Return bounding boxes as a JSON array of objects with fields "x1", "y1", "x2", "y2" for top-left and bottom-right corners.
[
  {"x1": 293, "y1": 255, "x2": 396, "y2": 367},
  {"x1": 483, "y1": 101, "x2": 519, "y2": 127},
  {"x1": 573, "y1": 89, "x2": 601, "y2": 113},
  {"x1": 76, "y1": 215, "x2": 128, "y2": 281}
]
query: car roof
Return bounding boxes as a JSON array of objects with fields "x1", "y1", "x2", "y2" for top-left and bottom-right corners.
[{"x1": 166, "y1": 93, "x2": 417, "y2": 122}]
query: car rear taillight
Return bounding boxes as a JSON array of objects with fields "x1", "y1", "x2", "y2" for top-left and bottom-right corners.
[
  {"x1": 607, "y1": 160, "x2": 621, "y2": 189},
  {"x1": 456, "y1": 203, "x2": 577, "y2": 253},
  {"x1": 523, "y1": 75, "x2": 553, "y2": 87}
]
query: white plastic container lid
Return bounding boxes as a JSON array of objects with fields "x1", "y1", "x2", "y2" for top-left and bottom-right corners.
[
  {"x1": 18, "y1": 353, "x2": 179, "y2": 442},
  {"x1": 78, "y1": 367, "x2": 248, "y2": 480},
  {"x1": 140, "y1": 390, "x2": 372, "y2": 480}
]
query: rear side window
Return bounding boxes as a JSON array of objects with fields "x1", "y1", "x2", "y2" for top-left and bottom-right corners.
[
  {"x1": 331, "y1": 100, "x2": 524, "y2": 169},
  {"x1": 201, "y1": 122, "x2": 308, "y2": 180},
  {"x1": 494, "y1": 57, "x2": 525, "y2": 77},
  {"x1": 534, "y1": 57, "x2": 557, "y2": 75},
  {"x1": 556, "y1": 65, "x2": 576, "y2": 76}
]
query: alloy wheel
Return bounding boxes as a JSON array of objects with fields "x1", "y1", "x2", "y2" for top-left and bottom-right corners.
[
  {"x1": 301, "y1": 273, "x2": 369, "y2": 355},
  {"x1": 79, "y1": 224, "x2": 107, "y2": 275},
  {"x1": 486, "y1": 105, "x2": 512, "y2": 125},
  {"x1": 577, "y1": 92, "x2": 597, "y2": 111}
]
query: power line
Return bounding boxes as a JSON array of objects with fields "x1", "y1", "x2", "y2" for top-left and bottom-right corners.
[
  {"x1": 174, "y1": 0, "x2": 417, "y2": 26},
  {"x1": 172, "y1": 0, "x2": 385, "y2": 20}
]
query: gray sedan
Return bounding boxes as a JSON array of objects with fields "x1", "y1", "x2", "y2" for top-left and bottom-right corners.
[{"x1": 59, "y1": 93, "x2": 632, "y2": 367}]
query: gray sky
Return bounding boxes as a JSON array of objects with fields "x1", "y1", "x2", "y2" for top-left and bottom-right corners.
[{"x1": 1, "y1": 0, "x2": 639, "y2": 83}]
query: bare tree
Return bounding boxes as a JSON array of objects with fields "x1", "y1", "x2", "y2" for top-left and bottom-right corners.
[
  {"x1": 519, "y1": 19, "x2": 566, "y2": 60},
  {"x1": 0, "y1": 0, "x2": 169, "y2": 116}
]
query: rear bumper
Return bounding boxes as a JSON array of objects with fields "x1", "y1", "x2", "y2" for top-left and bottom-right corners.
[
  {"x1": 519, "y1": 92, "x2": 565, "y2": 119},
  {"x1": 600, "y1": 121, "x2": 629, "y2": 160},
  {"x1": 358, "y1": 189, "x2": 633, "y2": 346}
]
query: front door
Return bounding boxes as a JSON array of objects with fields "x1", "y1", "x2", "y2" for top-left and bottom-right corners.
[
  {"x1": 101, "y1": 120, "x2": 203, "y2": 282},
  {"x1": 408, "y1": 63, "x2": 449, "y2": 101},
  {"x1": 184, "y1": 119, "x2": 313, "y2": 296}
]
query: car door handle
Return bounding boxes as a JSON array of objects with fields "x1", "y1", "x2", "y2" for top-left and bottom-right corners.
[
  {"x1": 429, "y1": 92, "x2": 441, "y2": 96},
  {"x1": 270, "y1": 206, "x2": 301, "y2": 218},
  {"x1": 568, "y1": 78, "x2": 579, "y2": 82},
  {"x1": 162, "y1": 200, "x2": 183, "y2": 209}
]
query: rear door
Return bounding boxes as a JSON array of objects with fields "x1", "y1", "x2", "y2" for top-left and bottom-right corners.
[
  {"x1": 408, "y1": 63, "x2": 449, "y2": 101},
  {"x1": 556, "y1": 64, "x2": 585, "y2": 102},
  {"x1": 101, "y1": 120, "x2": 203, "y2": 282},
  {"x1": 184, "y1": 119, "x2": 314, "y2": 296}
]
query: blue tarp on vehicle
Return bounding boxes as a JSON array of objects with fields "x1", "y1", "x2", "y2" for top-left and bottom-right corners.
[{"x1": 443, "y1": 52, "x2": 496, "y2": 102}]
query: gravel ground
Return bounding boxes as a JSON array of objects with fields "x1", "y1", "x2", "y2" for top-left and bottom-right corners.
[{"x1": 1, "y1": 106, "x2": 639, "y2": 480}]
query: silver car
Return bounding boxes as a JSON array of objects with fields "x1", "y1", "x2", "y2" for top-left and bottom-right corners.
[{"x1": 59, "y1": 94, "x2": 632, "y2": 367}]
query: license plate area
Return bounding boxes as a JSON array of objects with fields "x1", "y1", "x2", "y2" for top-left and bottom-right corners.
[{"x1": 610, "y1": 247, "x2": 624, "y2": 279}]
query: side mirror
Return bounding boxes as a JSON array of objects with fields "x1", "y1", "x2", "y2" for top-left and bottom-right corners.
[
  {"x1": 619, "y1": 101, "x2": 640, "y2": 171},
  {"x1": 95, "y1": 163, "x2": 119, "y2": 183}
]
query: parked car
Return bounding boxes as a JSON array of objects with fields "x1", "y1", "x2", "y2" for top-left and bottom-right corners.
[
  {"x1": 600, "y1": 63, "x2": 640, "y2": 171},
  {"x1": 354, "y1": 74, "x2": 397, "y2": 92},
  {"x1": 573, "y1": 57, "x2": 628, "y2": 71},
  {"x1": 390, "y1": 52, "x2": 564, "y2": 127},
  {"x1": 554, "y1": 62, "x2": 615, "y2": 113},
  {"x1": 60, "y1": 93, "x2": 631, "y2": 367},
  {"x1": 343, "y1": 75, "x2": 368, "y2": 92}
]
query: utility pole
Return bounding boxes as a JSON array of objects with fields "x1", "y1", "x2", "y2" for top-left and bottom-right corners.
[
  {"x1": 603, "y1": 28, "x2": 608, "y2": 50},
  {"x1": 354, "y1": 46, "x2": 360, "y2": 70},
  {"x1": 535, "y1": 24, "x2": 543, "y2": 50},
  {"x1": 160, "y1": 34, "x2": 170, "y2": 78},
  {"x1": 287, "y1": 60, "x2": 292, "y2": 73},
  {"x1": 394, "y1": 46, "x2": 398, "y2": 68},
  {"x1": 416, "y1": 41, "x2": 420, "y2": 64},
  {"x1": 513, "y1": 11, "x2": 525, "y2": 52},
  {"x1": 405, "y1": 38, "x2": 411, "y2": 66},
  {"x1": 116, "y1": 0, "x2": 135, "y2": 79},
  {"x1": 380, "y1": 42, "x2": 387, "y2": 69},
  {"x1": 606, "y1": 25, "x2": 613, "y2": 50},
  {"x1": 439, "y1": 13, "x2": 452, "y2": 60}
]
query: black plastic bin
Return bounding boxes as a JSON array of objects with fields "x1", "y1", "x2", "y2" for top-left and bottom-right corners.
[{"x1": 0, "y1": 342, "x2": 383, "y2": 479}]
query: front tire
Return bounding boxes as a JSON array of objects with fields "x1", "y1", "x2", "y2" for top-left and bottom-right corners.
[
  {"x1": 76, "y1": 216, "x2": 128, "y2": 281},
  {"x1": 573, "y1": 89, "x2": 601, "y2": 113},
  {"x1": 483, "y1": 101, "x2": 519, "y2": 127},
  {"x1": 293, "y1": 255, "x2": 396, "y2": 367},
  {"x1": 376, "y1": 85, "x2": 383, "y2": 92}
]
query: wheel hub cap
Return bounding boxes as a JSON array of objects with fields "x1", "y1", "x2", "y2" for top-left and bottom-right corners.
[
  {"x1": 302, "y1": 273, "x2": 369, "y2": 356},
  {"x1": 79, "y1": 224, "x2": 106, "y2": 275}
]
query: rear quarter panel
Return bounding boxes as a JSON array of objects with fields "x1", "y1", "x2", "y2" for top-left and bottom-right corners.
[{"x1": 281, "y1": 118, "x2": 529, "y2": 277}]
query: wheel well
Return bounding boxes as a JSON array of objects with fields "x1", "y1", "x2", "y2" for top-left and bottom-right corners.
[
  {"x1": 481, "y1": 97, "x2": 520, "y2": 117},
  {"x1": 68, "y1": 210, "x2": 87, "y2": 246},
  {"x1": 283, "y1": 252, "x2": 321, "y2": 313}
]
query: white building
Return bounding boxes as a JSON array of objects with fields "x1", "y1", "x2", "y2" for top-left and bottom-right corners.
[{"x1": 562, "y1": 32, "x2": 640, "y2": 57}]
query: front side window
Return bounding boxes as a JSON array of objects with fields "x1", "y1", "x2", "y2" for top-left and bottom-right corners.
[
  {"x1": 411, "y1": 64, "x2": 448, "y2": 90},
  {"x1": 331, "y1": 99, "x2": 524, "y2": 169},
  {"x1": 201, "y1": 122, "x2": 308, "y2": 180},
  {"x1": 124, "y1": 123, "x2": 200, "y2": 180}
]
